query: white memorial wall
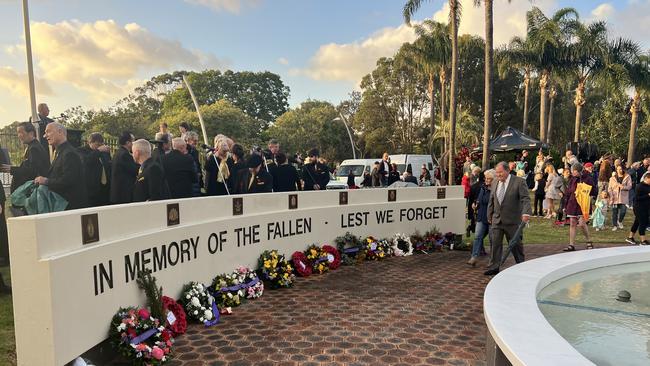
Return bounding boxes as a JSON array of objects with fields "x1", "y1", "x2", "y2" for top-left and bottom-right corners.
[{"x1": 9, "y1": 186, "x2": 464, "y2": 365}]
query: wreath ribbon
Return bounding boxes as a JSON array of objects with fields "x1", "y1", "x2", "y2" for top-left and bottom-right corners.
[
  {"x1": 129, "y1": 328, "x2": 158, "y2": 345},
  {"x1": 343, "y1": 246, "x2": 361, "y2": 254},
  {"x1": 204, "y1": 300, "x2": 220, "y2": 327},
  {"x1": 216, "y1": 277, "x2": 259, "y2": 294}
]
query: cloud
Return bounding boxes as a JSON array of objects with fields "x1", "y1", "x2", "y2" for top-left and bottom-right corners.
[
  {"x1": 277, "y1": 57, "x2": 289, "y2": 66},
  {"x1": 20, "y1": 19, "x2": 225, "y2": 102},
  {"x1": 591, "y1": 3, "x2": 615, "y2": 20},
  {"x1": 433, "y1": 0, "x2": 557, "y2": 47},
  {"x1": 0, "y1": 66, "x2": 53, "y2": 97},
  {"x1": 183, "y1": 0, "x2": 261, "y2": 14},
  {"x1": 585, "y1": 2, "x2": 650, "y2": 49},
  {"x1": 295, "y1": 23, "x2": 418, "y2": 82}
]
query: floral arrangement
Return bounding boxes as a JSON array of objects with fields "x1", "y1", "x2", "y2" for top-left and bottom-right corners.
[
  {"x1": 211, "y1": 273, "x2": 244, "y2": 308},
  {"x1": 179, "y1": 282, "x2": 219, "y2": 326},
  {"x1": 410, "y1": 231, "x2": 431, "y2": 253},
  {"x1": 321, "y1": 245, "x2": 341, "y2": 270},
  {"x1": 364, "y1": 236, "x2": 390, "y2": 260},
  {"x1": 257, "y1": 250, "x2": 295, "y2": 289},
  {"x1": 335, "y1": 232, "x2": 366, "y2": 265},
  {"x1": 304, "y1": 244, "x2": 330, "y2": 274},
  {"x1": 109, "y1": 307, "x2": 173, "y2": 365},
  {"x1": 392, "y1": 233, "x2": 414, "y2": 256},
  {"x1": 235, "y1": 266, "x2": 264, "y2": 299},
  {"x1": 291, "y1": 251, "x2": 312, "y2": 277},
  {"x1": 161, "y1": 296, "x2": 187, "y2": 336},
  {"x1": 424, "y1": 227, "x2": 445, "y2": 252}
]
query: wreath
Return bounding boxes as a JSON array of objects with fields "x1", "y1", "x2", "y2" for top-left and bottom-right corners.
[
  {"x1": 257, "y1": 250, "x2": 295, "y2": 289},
  {"x1": 321, "y1": 245, "x2": 341, "y2": 270},
  {"x1": 179, "y1": 282, "x2": 219, "y2": 326},
  {"x1": 304, "y1": 244, "x2": 329, "y2": 274},
  {"x1": 234, "y1": 266, "x2": 264, "y2": 299},
  {"x1": 211, "y1": 273, "x2": 244, "y2": 308},
  {"x1": 109, "y1": 307, "x2": 173, "y2": 365},
  {"x1": 392, "y1": 233, "x2": 414, "y2": 256},
  {"x1": 291, "y1": 251, "x2": 312, "y2": 277},
  {"x1": 424, "y1": 228, "x2": 445, "y2": 252},
  {"x1": 335, "y1": 232, "x2": 365, "y2": 265},
  {"x1": 364, "y1": 236, "x2": 390, "y2": 260},
  {"x1": 410, "y1": 231, "x2": 431, "y2": 253},
  {"x1": 161, "y1": 296, "x2": 187, "y2": 336}
]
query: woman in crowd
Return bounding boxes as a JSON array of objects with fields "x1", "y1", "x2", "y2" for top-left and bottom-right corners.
[
  {"x1": 626, "y1": 172, "x2": 650, "y2": 245},
  {"x1": 544, "y1": 165, "x2": 563, "y2": 219},
  {"x1": 388, "y1": 163, "x2": 401, "y2": 186},
  {"x1": 419, "y1": 165, "x2": 431, "y2": 186},
  {"x1": 608, "y1": 164, "x2": 632, "y2": 231},
  {"x1": 467, "y1": 167, "x2": 483, "y2": 236},
  {"x1": 205, "y1": 136, "x2": 234, "y2": 196},
  {"x1": 468, "y1": 170, "x2": 494, "y2": 266},
  {"x1": 563, "y1": 163, "x2": 595, "y2": 251}
]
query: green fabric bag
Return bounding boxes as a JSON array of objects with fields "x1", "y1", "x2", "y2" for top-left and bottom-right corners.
[{"x1": 10, "y1": 181, "x2": 68, "y2": 214}]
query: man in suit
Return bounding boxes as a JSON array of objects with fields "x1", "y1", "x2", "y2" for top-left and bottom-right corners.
[
  {"x1": 272, "y1": 152, "x2": 301, "y2": 192},
  {"x1": 132, "y1": 139, "x2": 170, "y2": 202},
  {"x1": 484, "y1": 161, "x2": 531, "y2": 276},
  {"x1": 1, "y1": 122, "x2": 50, "y2": 192},
  {"x1": 377, "y1": 152, "x2": 390, "y2": 186},
  {"x1": 28, "y1": 103, "x2": 54, "y2": 159},
  {"x1": 34, "y1": 123, "x2": 87, "y2": 210},
  {"x1": 152, "y1": 133, "x2": 171, "y2": 162},
  {"x1": 234, "y1": 154, "x2": 273, "y2": 194},
  {"x1": 78, "y1": 133, "x2": 112, "y2": 206},
  {"x1": 263, "y1": 139, "x2": 280, "y2": 176},
  {"x1": 301, "y1": 149, "x2": 329, "y2": 190},
  {"x1": 110, "y1": 132, "x2": 138, "y2": 204},
  {"x1": 162, "y1": 138, "x2": 197, "y2": 199},
  {"x1": 184, "y1": 131, "x2": 203, "y2": 196}
]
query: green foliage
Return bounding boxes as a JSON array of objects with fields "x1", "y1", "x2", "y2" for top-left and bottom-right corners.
[{"x1": 135, "y1": 270, "x2": 164, "y2": 321}]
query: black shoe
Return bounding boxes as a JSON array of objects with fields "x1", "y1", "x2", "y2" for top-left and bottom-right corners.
[
  {"x1": 625, "y1": 238, "x2": 637, "y2": 245},
  {"x1": 641, "y1": 240, "x2": 650, "y2": 246},
  {"x1": 484, "y1": 268, "x2": 500, "y2": 276}
]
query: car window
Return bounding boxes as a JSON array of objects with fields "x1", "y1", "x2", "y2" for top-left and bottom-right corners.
[{"x1": 336, "y1": 165, "x2": 365, "y2": 176}]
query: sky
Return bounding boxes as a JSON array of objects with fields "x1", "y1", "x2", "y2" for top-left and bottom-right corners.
[{"x1": 0, "y1": 0, "x2": 647, "y2": 126}]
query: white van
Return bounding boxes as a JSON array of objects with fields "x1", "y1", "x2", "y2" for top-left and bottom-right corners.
[
  {"x1": 326, "y1": 158, "x2": 381, "y2": 189},
  {"x1": 390, "y1": 154, "x2": 436, "y2": 175}
]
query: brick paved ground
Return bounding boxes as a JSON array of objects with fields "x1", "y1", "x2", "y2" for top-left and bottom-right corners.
[{"x1": 156, "y1": 243, "x2": 621, "y2": 366}]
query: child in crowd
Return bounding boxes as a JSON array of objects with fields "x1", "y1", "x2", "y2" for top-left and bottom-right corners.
[
  {"x1": 592, "y1": 191, "x2": 609, "y2": 231},
  {"x1": 532, "y1": 173, "x2": 546, "y2": 216}
]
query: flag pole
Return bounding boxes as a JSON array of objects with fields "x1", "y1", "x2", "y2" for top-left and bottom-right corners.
[{"x1": 22, "y1": 0, "x2": 40, "y2": 140}]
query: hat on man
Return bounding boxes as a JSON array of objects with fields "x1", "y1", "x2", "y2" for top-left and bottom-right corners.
[
  {"x1": 308, "y1": 148, "x2": 320, "y2": 157},
  {"x1": 584, "y1": 162, "x2": 594, "y2": 168},
  {"x1": 247, "y1": 154, "x2": 263, "y2": 169}
]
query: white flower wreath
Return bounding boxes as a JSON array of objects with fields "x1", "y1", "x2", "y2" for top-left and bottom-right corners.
[
  {"x1": 180, "y1": 282, "x2": 214, "y2": 323},
  {"x1": 392, "y1": 233, "x2": 413, "y2": 256}
]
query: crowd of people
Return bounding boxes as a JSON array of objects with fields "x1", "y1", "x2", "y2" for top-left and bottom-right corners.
[
  {"x1": 463, "y1": 149, "x2": 650, "y2": 276},
  {"x1": 353, "y1": 153, "x2": 441, "y2": 188}
]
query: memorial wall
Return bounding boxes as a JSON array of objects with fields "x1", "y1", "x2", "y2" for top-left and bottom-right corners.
[{"x1": 9, "y1": 186, "x2": 464, "y2": 365}]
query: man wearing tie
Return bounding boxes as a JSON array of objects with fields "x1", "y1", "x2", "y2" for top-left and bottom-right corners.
[
  {"x1": 484, "y1": 161, "x2": 531, "y2": 276},
  {"x1": 378, "y1": 152, "x2": 390, "y2": 186},
  {"x1": 78, "y1": 133, "x2": 112, "y2": 206}
]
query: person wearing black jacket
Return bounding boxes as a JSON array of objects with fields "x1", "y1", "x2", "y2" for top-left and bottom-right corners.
[
  {"x1": 626, "y1": 172, "x2": 650, "y2": 245},
  {"x1": 229, "y1": 144, "x2": 246, "y2": 192},
  {"x1": 272, "y1": 152, "x2": 301, "y2": 192},
  {"x1": 233, "y1": 154, "x2": 273, "y2": 194},
  {"x1": 387, "y1": 163, "x2": 400, "y2": 186},
  {"x1": 110, "y1": 132, "x2": 138, "y2": 204},
  {"x1": 34, "y1": 123, "x2": 87, "y2": 210},
  {"x1": 162, "y1": 138, "x2": 197, "y2": 199},
  {"x1": 1, "y1": 122, "x2": 49, "y2": 192},
  {"x1": 301, "y1": 149, "x2": 329, "y2": 190},
  {"x1": 78, "y1": 133, "x2": 112, "y2": 207},
  {"x1": 132, "y1": 139, "x2": 170, "y2": 202},
  {"x1": 184, "y1": 131, "x2": 203, "y2": 196},
  {"x1": 205, "y1": 137, "x2": 234, "y2": 196}
]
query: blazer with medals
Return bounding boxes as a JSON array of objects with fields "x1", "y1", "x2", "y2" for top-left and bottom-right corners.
[
  {"x1": 301, "y1": 162, "x2": 329, "y2": 190},
  {"x1": 47, "y1": 141, "x2": 87, "y2": 210},
  {"x1": 233, "y1": 168, "x2": 273, "y2": 194},
  {"x1": 133, "y1": 158, "x2": 170, "y2": 202},
  {"x1": 487, "y1": 175, "x2": 532, "y2": 226},
  {"x1": 10, "y1": 139, "x2": 50, "y2": 192}
]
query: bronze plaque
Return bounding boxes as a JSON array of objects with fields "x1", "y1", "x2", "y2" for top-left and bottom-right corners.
[
  {"x1": 167, "y1": 203, "x2": 180, "y2": 226},
  {"x1": 233, "y1": 197, "x2": 244, "y2": 216},
  {"x1": 81, "y1": 213, "x2": 99, "y2": 245},
  {"x1": 339, "y1": 191, "x2": 348, "y2": 205},
  {"x1": 437, "y1": 188, "x2": 446, "y2": 199},
  {"x1": 288, "y1": 194, "x2": 298, "y2": 210},
  {"x1": 388, "y1": 189, "x2": 397, "y2": 202}
]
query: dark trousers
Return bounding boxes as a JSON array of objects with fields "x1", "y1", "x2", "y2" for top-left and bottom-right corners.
[
  {"x1": 488, "y1": 224, "x2": 524, "y2": 270},
  {"x1": 630, "y1": 206, "x2": 649, "y2": 236},
  {"x1": 534, "y1": 195, "x2": 544, "y2": 216}
]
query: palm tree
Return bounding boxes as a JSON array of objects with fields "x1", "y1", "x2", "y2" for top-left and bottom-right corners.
[
  {"x1": 526, "y1": 7, "x2": 578, "y2": 143},
  {"x1": 498, "y1": 36, "x2": 535, "y2": 134},
  {"x1": 404, "y1": 0, "x2": 461, "y2": 184},
  {"x1": 410, "y1": 20, "x2": 452, "y2": 151},
  {"x1": 623, "y1": 53, "x2": 650, "y2": 164}
]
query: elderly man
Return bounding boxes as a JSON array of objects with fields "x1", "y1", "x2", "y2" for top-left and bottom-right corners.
[
  {"x1": 1, "y1": 122, "x2": 50, "y2": 192},
  {"x1": 78, "y1": 133, "x2": 112, "y2": 206},
  {"x1": 34, "y1": 122, "x2": 87, "y2": 210},
  {"x1": 31, "y1": 103, "x2": 54, "y2": 159},
  {"x1": 162, "y1": 138, "x2": 197, "y2": 199},
  {"x1": 132, "y1": 139, "x2": 170, "y2": 202},
  {"x1": 110, "y1": 132, "x2": 138, "y2": 204},
  {"x1": 484, "y1": 161, "x2": 532, "y2": 276}
]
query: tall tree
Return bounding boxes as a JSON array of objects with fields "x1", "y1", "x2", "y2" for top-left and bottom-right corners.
[
  {"x1": 498, "y1": 36, "x2": 535, "y2": 134},
  {"x1": 526, "y1": 7, "x2": 578, "y2": 143},
  {"x1": 404, "y1": 0, "x2": 461, "y2": 184},
  {"x1": 411, "y1": 20, "x2": 452, "y2": 152},
  {"x1": 624, "y1": 53, "x2": 650, "y2": 164}
]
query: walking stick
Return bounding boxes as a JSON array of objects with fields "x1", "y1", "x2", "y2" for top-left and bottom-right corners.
[{"x1": 500, "y1": 221, "x2": 528, "y2": 266}]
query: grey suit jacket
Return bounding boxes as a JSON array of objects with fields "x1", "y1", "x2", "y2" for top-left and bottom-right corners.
[{"x1": 487, "y1": 176, "x2": 532, "y2": 226}]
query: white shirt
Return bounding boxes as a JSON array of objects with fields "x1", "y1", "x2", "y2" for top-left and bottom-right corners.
[{"x1": 498, "y1": 174, "x2": 512, "y2": 196}]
